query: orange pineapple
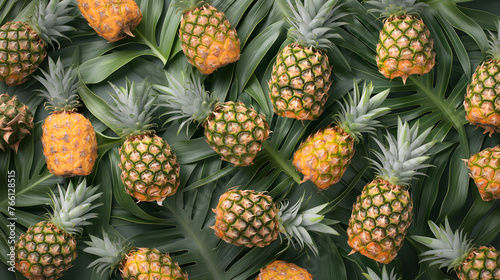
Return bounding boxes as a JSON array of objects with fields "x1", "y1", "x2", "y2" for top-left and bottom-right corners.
[
  {"x1": 466, "y1": 145, "x2": 500, "y2": 201},
  {"x1": 256, "y1": 260, "x2": 313, "y2": 280}
]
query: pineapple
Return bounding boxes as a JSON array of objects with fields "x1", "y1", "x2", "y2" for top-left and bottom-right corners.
[
  {"x1": 269, "y1": 0, "x2": 346, "y2": 120},
  {"x1": 154, "y1": 69, "x2": 270, "y2": 166},
  {"x1": 174, "y1": 0, "x2": 241, "y2": 74},
  {"x1": 464, "y1": 21, "x2": 500, "y2": 136},
  {"x1": 84, "y1": 231, "x2": 188, "y2": 280},
  {"x1": 256, "y1": 260, "x2": 313, "y2": 280},
  {"x1": 466, "y1": 145, "x2": 500, "y2": 201},
  {"x1": 366, "y1": 0, "x2": 435, "y2": 84},
  {"x1": 0, "y1": 94, "x2": 33, "y2": 152},
  {"x1": 292, "y1": 81, "x2": 390, "y2": 190},
  {"x1": 0, "y1": 0, "x2": 75, "y2": 86},
  {"x1": 347, "y1": 119, "x2": 436, "y2": 264},
  {"x1": 36, "y1": 57, "x2": 98, "y2": 177},
  {"x1": 76, "y1": 0, "x2": 142, "y2": 42},
  {"x1": 413, "y1": 218, "x2": 500, "y2": 279},
  {"x1": 211, "y1": 188, "x2": 338, "y2": 255},
  {"x1": 15, "y1": 179, "x2": 101, "y2": 280},
  {"x1": 106, "y1": 79, "x2": 180, "y2": 205},
  {"x1": 363, "y1": 266, "x2": 399, "y2": 280}
]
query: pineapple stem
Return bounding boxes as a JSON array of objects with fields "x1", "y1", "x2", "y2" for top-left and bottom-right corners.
[{"x1": 262, "y1": 141, "x2": 301, "y2": 184}]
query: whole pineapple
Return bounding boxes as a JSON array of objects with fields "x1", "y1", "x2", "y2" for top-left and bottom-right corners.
[
  {"x1": 464, "y1": 21, "x2": 500, "y2": 136},
  {"x1": 154, "y1": 69, "x2": 270, "y2": 166},
  {"x1": 0, "y1": 0, "x2": 75, "y2": 86},
  {"x1": 466, "y1": 145, "x2": 500, "y2": 201},
  {"x1": 211, "y1": 188, "x2": 338, "y2": 255},
  {"x1": 0, "y1": 94, "x2": 33, "y2": 152},
  {"x1": 174, "y1": 0, "x2": 241, "y2": 74},
  {"x1": 366, "y1": 0, "x2": 435, "y2": 84},
  {"x1": 413, "y1": 219, "x2": 500, "y2": 279},
  {"x1": 106, "y1": 79, "x2": 180, "y2": 205},
  {"x1": 269, "y1": 0, "x2": 345, "y2": 120},
  {"x1": 256, "y1": 260, "x2": 313, "y2": 280},
  {"x1": 15, "y1": 179, "x2": 101, "y2": 280},
  {"x1": 293, "y1": 81, "x2": 390, "y2": 190},
  {"x1": 84, "y1": 231, "x2": 188, "y2": 280},
  {"x1": 77, "y1": 0, "x2": 142, "y2": 42},
  {"x1": 347, "y1": 119, "x2": 436, "y2": 264},
  {"x1": 36, "y1": 57, "x2": 98, "y2": 177}
]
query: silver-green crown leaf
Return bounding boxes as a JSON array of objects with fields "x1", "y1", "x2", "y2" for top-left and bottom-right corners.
[
  {"x1": 286, "y1": 0, "x2": 347, "y2": 49},
  {"x1": 108, "y1": 79, "x2": 158, "y2": 137},
  {"x1": 35, "y1": 56, "x2": 80, "y2": 112},
  {"x1": 153, "y1": 68, "x2": 217, "y2": 134},
  {"x1": 277, "y1": 194, "x2": 338, "y2": 256},
  {"x1": 412, "y1": 218, "x2": 473, "y2": 271},
  {"x1": 336, "y1": 81, "x2": 391, "y2": 142},
  {"x1": 365, "y1": 0, "x2": 428, "y2": 19},
  {"x1": 363, "y1": 266, "x2": 400, "y2": 280},
  {"x1": 488, "y1": 21, "x2": 500, "y2": 60},
  {"x1": 31, "y1": 0, "x2": 76, "y2": 46},
  {"x1": 370, "y1": 118, "x2": 435, "y2": 186},
  {"x1": 84, "y1": 231, "x2": 133, "y2": 276},
  {"x1": 48, "y1": 179, "x2": 102, "y2": 235}
]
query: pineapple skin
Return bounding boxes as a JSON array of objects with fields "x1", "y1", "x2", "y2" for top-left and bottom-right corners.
[
  {"x1": 464, "y1": 59, "x2": 500, "y2": 136},
  {"x1": 77, "y1": 0, "x2": 142, "y2": 42},
  {"x1": 179, "y1": 5, "x2": 241, "y2": 74},
  {"x1": 120, "y1": 134, "x2": 180, "y2": 205},
  {"x1": 457, "y1": 246, "x2": 500, "y2": 280},
  {"x1": 0, "y1": 94, "x2": 33, "y2": 152},
  {"x1": 256, "y1": 260, "x2": 313, "y2": 280},
  {"x1": 347, "y1": 179, "x2": 413, "y2": 264},
  {"x1": 376, "y1": 15, "x2": 435, "y2": 84},
  {"x1": 15, "y1": 221, "x2": 77, "y2": 280},
  {"x1": 467, "y1": 145, "x2": 500, "y2": 201},
  {"x1": 293, "y1": 126, "x2": 355, "y2": 190},
  {"x1": 204, "y1": 101, "x2": 270, "y2": 166},
  {"x1": 42, "y1": 112, "x2": 98, "y2": 178},
  {"x1": 120, "y1": 247, "x2": 188, "y2": 280},
  {"x1": 0, "y1": 22, "x2": 47, "y2": 86},
  {"x1": 269, "y1": 43, "x2": 332, "y2": 120},
  {"x1": 212, "y1": 189, "x2": 280, "y2": 248}
]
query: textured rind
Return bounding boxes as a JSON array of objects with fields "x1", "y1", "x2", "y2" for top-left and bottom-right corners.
[
  {"x1": 256, "y1": 260, "x2": 313, "y2": 280},
  {"x1": 77, "y1": 0, "x2": 142, "y2": 42},
  {"x1": 42, "y1": 112, "x2": 98, "y2": 177},
  {"x1": 464, "y1": 59, "x2": 500, "y2": 136},
  {"x1": 179, "y1": 5, "x2": 241, "y2": 74},
  {"x1": 204, "y1": 101, "x2": 270, "y2": 166},
  {"x1": 467, "y1": 145, "x2": 500, "y2": 201},
  {"x1": 0, "y1": 94, "x2": 33, "y2": 151},
  {"x1": 120, "y1": 134, "x2": 180, "y2": 205},
  {"x1": 120, "y1": 247, "x2": 188, "y2": 280},
  {"x1": 0, "y1": 21, "x2": 47, "y2": 86},
  {"x1": 212, "y1": 189, "x2": 280, "y2": 248},
  {"x1": 269, "y1": 43, "x2": 332, "y2": 120},
  {"x1": 376, "y1": 15, "x2": 435, "y2": 84},
  {"x1": 347, "y1": 179, "x2": 413, "y2": 264},
  {"x1": 456, "y1": 246, "x2": 500, "y2": 280},
  {"x1": 293, "y1": 126, "x2": 355, "y2": 190},
  {"x1": 15, "y1": 221, "x2": 77, "y2": 280}
]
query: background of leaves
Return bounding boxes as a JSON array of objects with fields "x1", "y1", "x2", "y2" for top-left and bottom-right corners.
[{"x1": 0, "y1": 0, "x2": 499, "y2": 279}]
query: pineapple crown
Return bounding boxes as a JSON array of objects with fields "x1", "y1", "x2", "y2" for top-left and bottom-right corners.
[
  {"x1": 285, "y1": 0, "x2": 347, "y2": 50},
  {"x1": 30, "y1": 0, "x2": 76, "y2": 47},
  {"x1": 335, "y1": 81, "x2": 390, "y2": 142},
  {"x1": 34, "y1": 56, "x2": 80, "y2": 113},
  {"x1": 369, "y1": 118, "x2": 436, "y2": 187},
  {"x1": 363, "y1": 266, "x2": 400, "y2": 280},
  {"x1": 277, "y1": 194, "x2": 338, "y2": 256},
  {"x1": 487, "y1": 21, "x2": 500, "y2": 60},
  {"x1": 84, "y1": 231, "x2": 133, "y2": 277},
  {"x1": 153, "y1": 68, "x2": 218, "y2": 134},
  {"x1": 172, "y1": 0, "x2": 210, "y2": 13},
  {"x1": 365, "y1": 0, "x2": 427, "y2": 19},
  {"x1": 107, "y1": 79, "x2": 158, "y2": 137},
  {"x1": 48, "y1": 179, "x2": 102, "y2": 235},
  {"x1": 412, "y1": 218, "x2": 473, "y2": 272}
]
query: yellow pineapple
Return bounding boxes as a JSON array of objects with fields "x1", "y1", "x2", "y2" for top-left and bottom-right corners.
[
  {"x1": 36, "y1": 57, "x2": 97, "y2": 177},
  {"x1": 293, "y1": 81, "x2": 390, "y2": 190},
  {"x1": 466, "y1": 145, "x2": 500, "y2": 201},
  {"x1": 256, "y1": 260, "x2": 313, "y2": 280},
  {"x1": 77, "y1": 0, "x2": 142, "y2": 42}
]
